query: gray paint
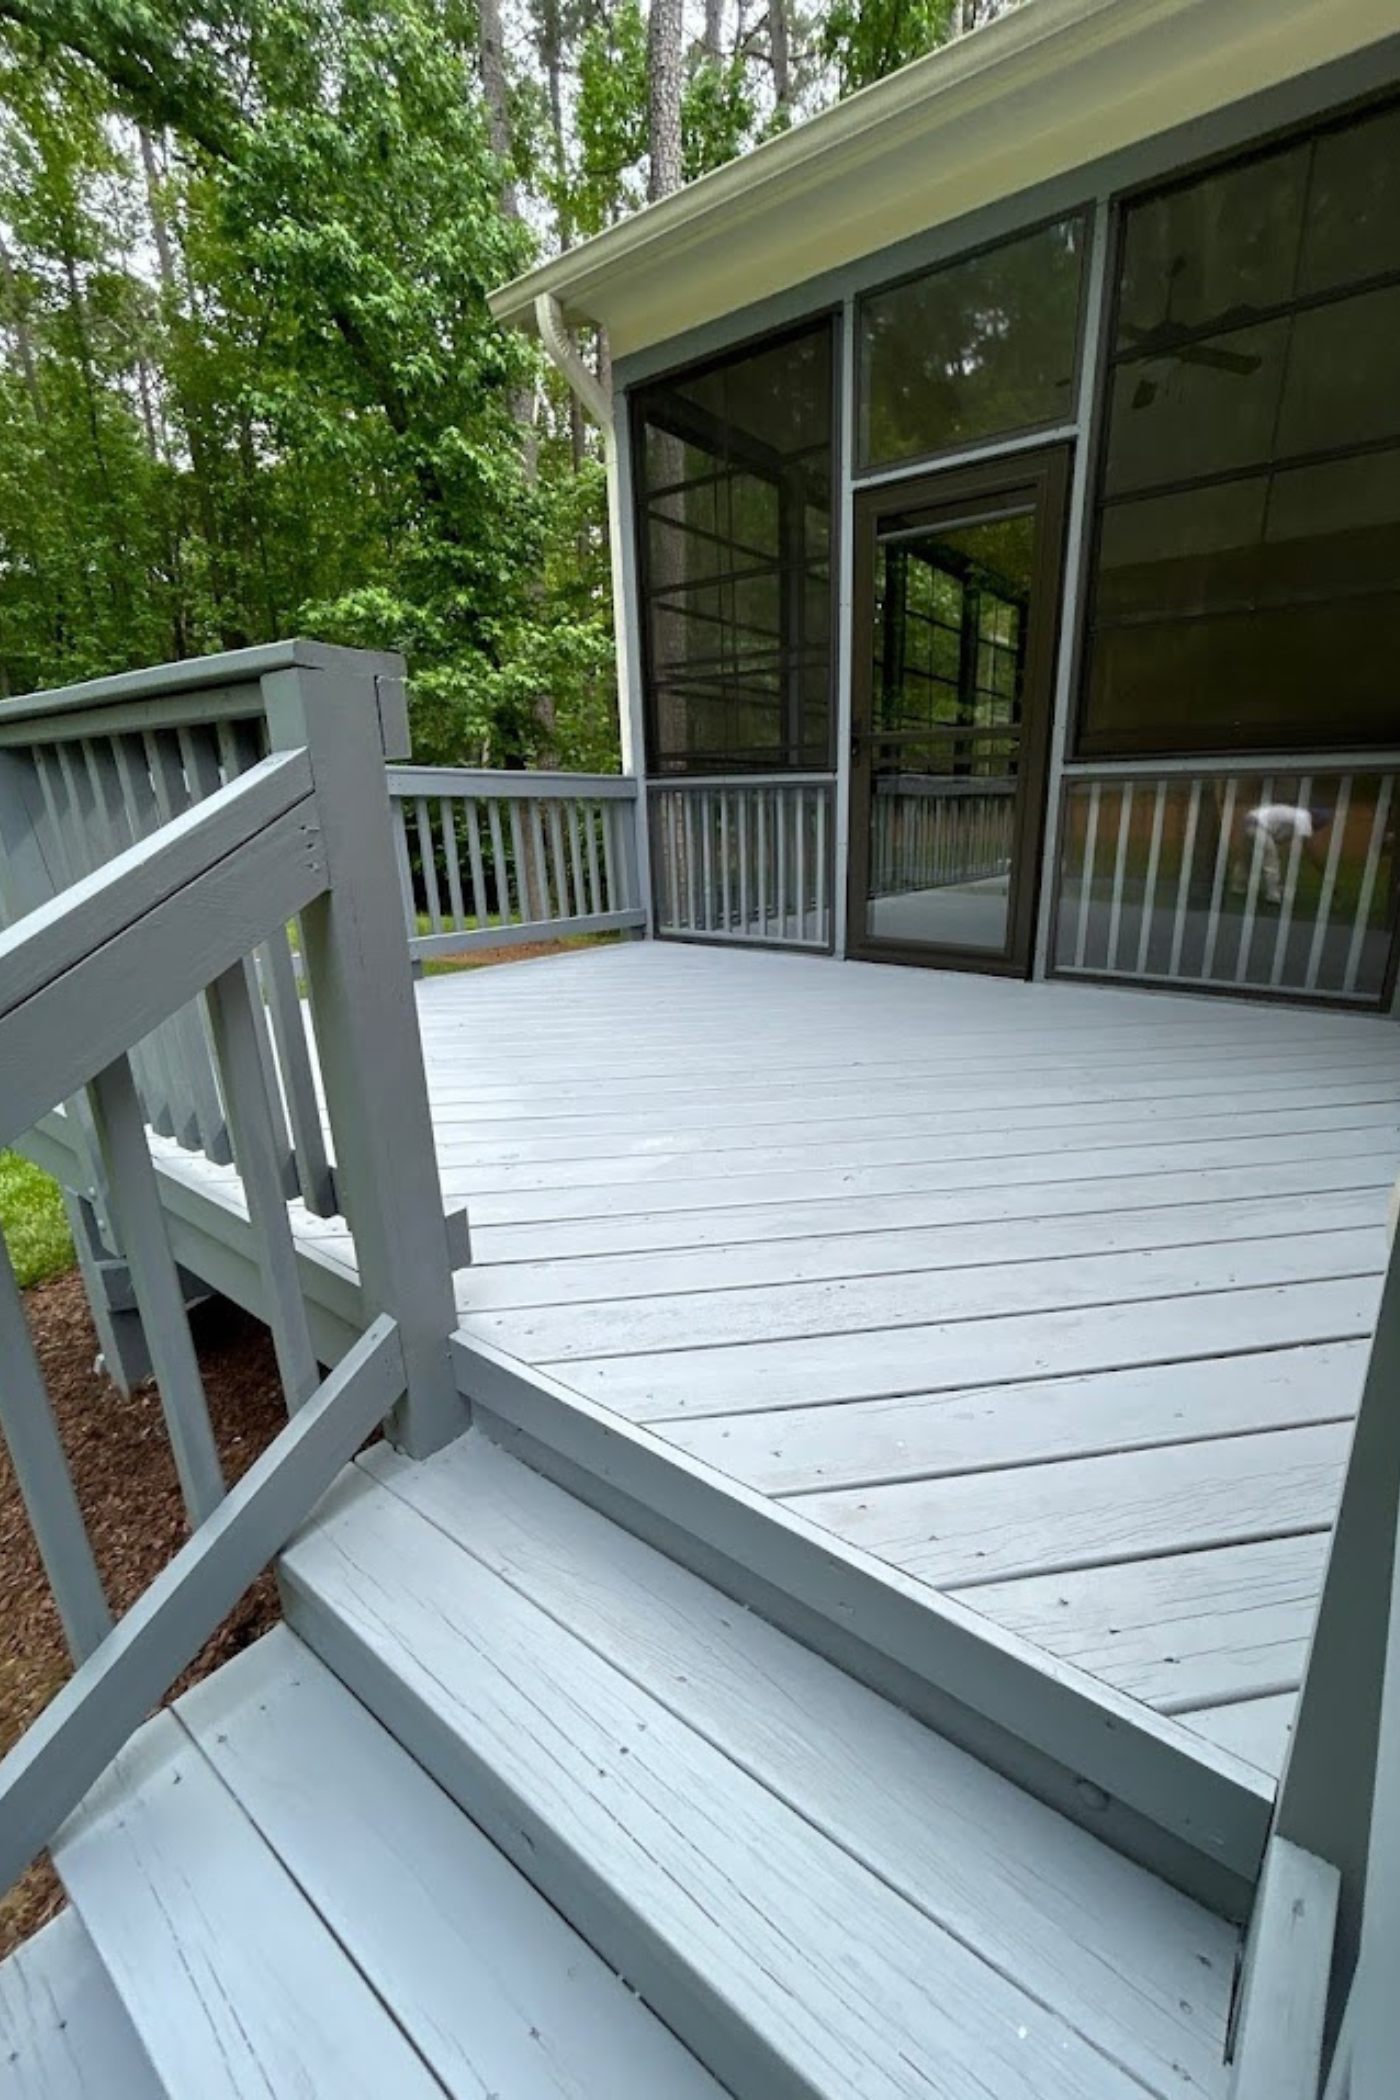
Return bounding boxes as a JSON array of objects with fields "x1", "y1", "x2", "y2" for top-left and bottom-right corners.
[
  {"x1": 54, "y1": 1707, "x2": 441, "y2": 2099},
  {"x1": 0, "y1": 1910, "x2": 162, "y2": 2099},
  {"x1": 179, "y1": 1627, "x2": 726, "y2": 2099},
  {"x1": 1228, "y1": 1837, "x2": 1339, "y2": 2099},
  {"x1": 0, "y1": 1316, "x2": 404, "y2": 1896},
  {"x1": 263, "y1": 659, "x2": 466, "y2": 1458},
  {"x1": 456, "y1": 1333, "x2": 1268, "y2": 1915},
  {"x1": 286, "y1": 1457, "x2": 1201, "y2": 2099},
  {"x1": 0, "y1": 1230, "x2": 113, "y2": 1662},
  {"x1": 361, "y1": 1432, "x2": 1238, "y2": 2096}
]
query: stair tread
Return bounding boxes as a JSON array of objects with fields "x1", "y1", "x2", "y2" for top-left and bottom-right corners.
[
  {"x1": 0, "y1": 1909, "x2": 161, "y2": 2099},
  {"x1": 53, "y1": 1707, "x2": 445, "y2": 2100},
  {"x1": 283, "y1": 1436, "x2": 1237, "y2": 2100},
  {"x1": 178, "y1": 1626, "x2": 724, "y2": 2099}
]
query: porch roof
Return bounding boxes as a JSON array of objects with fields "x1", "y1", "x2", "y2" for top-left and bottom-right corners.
[{"x1": 487, "y1": 0, "x2": 1396, "y2": 361}]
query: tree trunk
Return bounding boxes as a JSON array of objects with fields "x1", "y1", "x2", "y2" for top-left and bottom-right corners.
[
  {"x1": 477, "y1": 0, "x2": 521, "y2": 219},
  {"x1": 770, "y1": 0, "x2": 793, "y2": 115},
  {"x1": 647, "y1": 0, "x2": 685, "y2": 203},
  {"x1": 703, "y1": 0, "x2": 724, "y2": 63}
]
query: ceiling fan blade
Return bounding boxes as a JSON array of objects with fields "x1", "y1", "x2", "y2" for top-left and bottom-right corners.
[{"x1": 1176, "y1": 343, "x2": 1263, "y2": 376}]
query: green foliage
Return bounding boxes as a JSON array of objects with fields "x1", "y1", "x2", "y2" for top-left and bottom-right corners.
[
  {"x1": 820, "y1": 0, "x2": 957, "y2": 95},
  {"x1": 0, "y1": 1152, "x2": 74, "y2": 1286},
  {"x1": 573, "y1": 0, "x2": 648, "y2": 237},
  {"x1": 0, "y1": 2, "x2": 962, "y2": 763}
]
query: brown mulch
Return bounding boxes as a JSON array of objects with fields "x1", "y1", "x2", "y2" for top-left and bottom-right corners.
[{"x1": 0, "y1": 1274, "x2": 288, "y2": 1959}]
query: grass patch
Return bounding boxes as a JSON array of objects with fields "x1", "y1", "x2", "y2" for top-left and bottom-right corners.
[{"x1": 0, "y1": 1153, "x2": 74, "y2": 1286}]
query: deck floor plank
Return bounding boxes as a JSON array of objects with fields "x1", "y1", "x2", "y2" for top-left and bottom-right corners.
[
  {"x1": 141, "y1": 941, "x2": 1396, "y2": 1789},
  {"x1": 287, "y1": 1450, "x2": 1235, "y2": 2100},
  {"x1": 666, "y1": 1344, "x2": 1368, "y2": 1495},
  {"x1": 421, "y1": 947, "x2": 1393, "y2": 1775}
]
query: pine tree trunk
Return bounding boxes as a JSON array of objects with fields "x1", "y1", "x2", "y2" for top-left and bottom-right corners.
[
  {"x1": 770, "y1": 0, "x2": 792, "y2": 115},
  {"x1": 647, "y1": 0, "x2": 685, "y2": 203},
  {"x1": 477, "y1": 0, "x2": 521, "y2": 219}
]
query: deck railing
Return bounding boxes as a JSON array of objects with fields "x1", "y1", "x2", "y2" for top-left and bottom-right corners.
[
  {"x1": 870, "y1": 775, "x2": 1016, "y2": 896},
  {"x1": 0, "y1": 642, "x2": 464, "y2": 1907},
  {"x1": 1227, "y1": 1200, "x2": 1400, "y2": 2095},
  {"x1": 0, "y1": 679, "x2": 339, "y2": 1242},
  {"x1": 648, "y1": 775, "x2": 834, "y2": 949},
  {"x1": 387, "y1": 766, "x2": 646, "y2": 961},
  {"x1": 1053, "y1": 762, "x2": 1400, "y2": 1006}
]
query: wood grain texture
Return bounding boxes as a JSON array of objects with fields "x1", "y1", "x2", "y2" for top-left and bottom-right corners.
[
  {"x1": 459, "y1": 1330, "x2": 1273, "y2": 1912},
  {"x1": 283, "y1": 1464, "x2": 1176, "y2": 2100},
  {"x1": 549, "y1": 1278, "x2": 1382, "y2": 1420},
  {"x1": 796, "y1": 1424, "x2": 1350, "y2": 1588},
  {"x1": 1229, "y1": 1837, "x2": 1339, "y2": 2100},
  {"x1": 1183, "y1": 1696, "x2": 1296, "y2": 1775},
  {"x1": 180, "y1": 1628, "x2": 724, "y2": 2100},
  {"x1": 668, "y1": 1345, "x2": 1368, "y2": 1495},
  {"x1": 959, "y1": 1534, "x2": 1332, "y2": 1718},
  {"x1": 457, "y1": 1194, "x2": 1388, "y2": 1310},
  {"x1": 0, "y1": 1318, "x2": 404, "y2": 1895},
  {"x1": 0, "y1": 1910, "x2": 161, "y2": 2099},
  {"x1": 460, "y1": 1230, "x2": 1385, "y2": 1363},
  {"x1": 364, "y1": 1434, "x2": 1238, "y2": 2097},
  {"x1": 54, "y1": 1711, "x2": 442, "y2": 2099}
]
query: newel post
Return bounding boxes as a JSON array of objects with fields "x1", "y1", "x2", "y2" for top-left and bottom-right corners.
[{"x1": 261, "y1": 645, "x2": 466, "y2": 1459}]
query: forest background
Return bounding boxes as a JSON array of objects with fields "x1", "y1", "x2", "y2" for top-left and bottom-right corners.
[{"x1": 0, "y1": 0, "x2": 1014, "y2": 765}]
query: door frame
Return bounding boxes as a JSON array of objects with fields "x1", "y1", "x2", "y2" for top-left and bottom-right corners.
[{"x1": 845, "y1": 444, "x2": 1073, "y2": 977}]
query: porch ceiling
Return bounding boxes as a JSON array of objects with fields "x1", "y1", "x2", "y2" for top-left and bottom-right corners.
[{"x1": 487, "y1": 0, "x2": 1398, "y2": 359}]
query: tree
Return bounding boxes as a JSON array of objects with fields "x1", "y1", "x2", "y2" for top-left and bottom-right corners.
[{"x1": 646, "y1": 0, "x2": 683, "y2": 201}]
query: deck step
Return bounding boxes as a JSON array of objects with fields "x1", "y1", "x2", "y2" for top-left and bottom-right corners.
[
  {"x1": 0, "y1": 1909, "x2": 161, "y2": 2098},
  {"x1": 282, "y1": 1432, "x2": 1240, "y2": 2100},
  {"x1": 52, "y1": 1632, "x2": 717, "y2": 2099}
]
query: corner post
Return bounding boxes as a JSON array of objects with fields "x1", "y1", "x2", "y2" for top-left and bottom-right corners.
[{"x1": 261, "y1": 649, "x2": 466, "y2": 1458}]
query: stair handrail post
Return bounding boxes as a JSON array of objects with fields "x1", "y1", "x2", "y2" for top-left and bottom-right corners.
[
  {"x1": 1261, "y1": 1205, "x2": 1400, "y2": 2076},
  {"x1": 260, "y1": 649, "x2": 466, "y2": 1458}
]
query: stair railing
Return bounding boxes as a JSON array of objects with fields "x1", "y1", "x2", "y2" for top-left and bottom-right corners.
[{"x1": 0, "y1": 643, "x2": 464, "y2": 1899}]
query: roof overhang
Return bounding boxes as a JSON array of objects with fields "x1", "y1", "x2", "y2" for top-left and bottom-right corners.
[{"x1": 488, "y1": 0, "x2": 1398, "y2": 361}]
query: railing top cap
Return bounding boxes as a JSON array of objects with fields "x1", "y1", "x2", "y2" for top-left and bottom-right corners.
[{"x1": 0, "y1": 639, "x2": 407, "y2": 728}]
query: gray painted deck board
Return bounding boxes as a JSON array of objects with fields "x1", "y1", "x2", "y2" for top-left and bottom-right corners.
[
  {"x1": 0, "y1": 1910, "x2": 161, "y2": 2099},
  {"x1": 796, "y1": 1422, "x2": 1350, "y2": 1588},
  {"x1": 667, "y1": 1344, "x2": 1368, "y2": 1494},
  {"x1": 959, "y1": 1533, "x2": 1333, "y2": 1712},
  {"x1": 550, "y1": 1279, "x2": 1381, "y2": 1420},
  {"x1": 285, "y1": 1453, "x2": 1234, "y2": 2100},
  {"x1": 1184, "y1": 1695, "x2": 1296, "y2": 1774},
  {"x1": 119, "y1": 942, "x2": 1399, "y2": 1793},
  {"x1": 179, "y1": 1627, "x2": 724, "y2": 2100},
  {"x1": 362, "y1": 1433, "x2": 1237, "y2": 2096},
  {"x1": 460, "y1": 1230, "x2": 1384, "y2": 1362},
  {"x1": 53, "y1": 1710, "x2": 444, "y2": 2099}
]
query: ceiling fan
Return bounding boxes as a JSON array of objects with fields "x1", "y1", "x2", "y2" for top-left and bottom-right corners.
[{"x1": 1120, "y1": 255, "x2": 1264, "y2": 408}]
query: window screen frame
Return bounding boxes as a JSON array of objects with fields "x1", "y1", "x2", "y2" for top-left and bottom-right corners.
[
  {"x1": 1072, "y1": 89, "x2": 1400, "y2": 763},
  {"x1": 628, "y1": 310, "x2": 841, "y2": 780},
  {"x1": 853, "y1": 208, "x2": 1094, "y2": 479}
]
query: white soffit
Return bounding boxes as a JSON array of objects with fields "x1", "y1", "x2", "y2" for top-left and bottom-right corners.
[{"x1": 488, "y1": 0, "x2": 1398, "y2": 358}]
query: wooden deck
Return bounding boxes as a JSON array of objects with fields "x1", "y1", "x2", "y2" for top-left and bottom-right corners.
[
  {"x1": 416, "y1": 941, "x2": 1397, "y2": 1783},
  {"x1": 115, "y1": 935, "x2": 1398, "y2": 1801}
]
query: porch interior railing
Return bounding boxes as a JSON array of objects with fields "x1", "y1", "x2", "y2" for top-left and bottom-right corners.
[
  {"x1": 0, "y1": 642, "x2": 463, "y2": 1903},
  {"x1": 1053, "y1": 762, "x2": 1400, "y2": 1007},
  {"x1": 387, "y1": 765, "x2": 645, "y2": 963},
  {"x1": 870, "y1": 774, "x2": 1016, "y2": 896},
  {"x1": 648, "y1": 775, "x2": 834, "y2": 949}
]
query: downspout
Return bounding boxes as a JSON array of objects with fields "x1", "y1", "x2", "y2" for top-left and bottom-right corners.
[{"x1": 533, "y1": 294, "x2": 638, "y2": 781}]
